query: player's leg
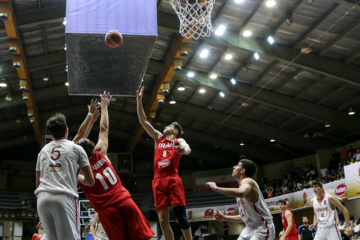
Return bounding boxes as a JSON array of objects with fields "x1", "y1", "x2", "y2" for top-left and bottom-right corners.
[
  {"x1": 97, "y1": 205, "x2": 125, "y2": 240},
  {"x1": 36, "y1": 192, "x2": 58, "y2": 240},
  {"x1": 158, "y1": 207, "x2": 174, "y2": 240},
  {"x1": 313, "y1": 228, "x2": 327, "y2": 240},
  {"x1": 172, "y1": 206, "x2": 191, "y2": 240},
  {"x1": 326, "y1": 226, "x2": 342, "y2": 240}
]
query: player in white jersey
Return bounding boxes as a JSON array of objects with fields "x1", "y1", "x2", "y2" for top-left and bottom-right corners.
[
  {"x1": 309, "y1": 181, "x2": 352, "y2": 240},
  {"x1": 206, "y1": 159, "x2": 275, "y2": 240},
  {"x1": 91, "y1": 213, "x2": 109, "y2": 240},
  {"x1": 35, "y1": 113, "x2": 95, "y2": 240}
]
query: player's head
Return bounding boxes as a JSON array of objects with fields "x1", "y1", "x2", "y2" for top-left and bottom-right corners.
[
  {"x1": 77, "y1": 138, "x2": 95, "y2": 158},
  {"x1": 312, "y1": 181, "x2": 323, "y2": 194},
  {"x1": 302, "y1": 216, "x2": 309, "y2": 224},
  {"x1": 278, "y1": 200, "x2": 287, "y2": 210},
  {"x1": 164, "y1": 122, "x2": 183, "y2": 138},
  {"x1": 233, "y1": 159, "x2": 257, "y2": 178},
  {"x1": 46, "y1": 113, "x2": 68, "y2": 138}
]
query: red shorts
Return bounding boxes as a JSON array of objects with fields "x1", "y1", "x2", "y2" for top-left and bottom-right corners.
[
  {"x1": 285, "y1": 233, "x2": 298, "y2": 240},
  {"x1": 97, "y1": 197, "x2": 154, "y2": 240},
  {"x1": 152, "y1": 175, "x2": 186, "y2": 212}
]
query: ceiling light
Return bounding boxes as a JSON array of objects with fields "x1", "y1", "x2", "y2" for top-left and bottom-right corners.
[
  {"x1": 169, "y1": 98, "x2": 176, "y2": 104},
  {"x1": 162, "y1": 83, "x2": 170, "y2": 94},
  {"x1": 253, "y1": 52, "x2": 260, "y2": 60},
  {"x1": 29, "y1": 116, "x2": 36, "y2": 124},
  {"x1": 200, "y1": 49, "x2": 209, "y2": 58},
  {"x1": 240, "y1": 141, "x2": 245, "y2": 146},
  {"x1": 224, "y1": 54, "x2": 233, "y2": 60},
  {"x1": 22, "y1": 92, "x2": 29, "y2": 101},
  {"x1": 0, "y1": 13, "x2": 8, "y2": 21},
  {"x1": 199, "y1": 88, "x2": 206, "y2": 94},
  {"x1": 43, "y1": 77, "x2": 49, "y2": 81},
  {"x1": 65, "y1": 66, "x2": 68, "y2": 72},
  {"x1": 285, "y1": 17, "x2": 293, "y2": 26},
  {"x1": 301, "y1": 47, "x2": 312, "y2": 54},
  {"x1": 63, "y1": 17, "x2": 67, "y2": 25},
  {"x1": 111, "y1": 97, "x2": 117, "y2": 102},
  {"x1": 266, "y1": 0, "x2": 276, "y2": 8},
  {"x1": 5, "y1": 93, "x2": 12, "y2": 101},
  {"x1": 65, "y1": 82, "x2": 69, "y2": 86},
  {"x1": 19, "y1": 80, "x2": 27, "y2": 90},
  {"x1": 177, "y1": 84, "x2": 185, "y2": 91},
  {"x1": 210, "y1": 73, "x2": 217, "y2": 79},
  {"x1": 64, "y1": 44, "x2": 67, "y2": 51},
  {"x1": 187, "y1": 71, "x2": 195, "y2": 78},
  {"x1": 27, "y1": 109, "x2": 34, "y2": 117},
  {"x1": 219, "y1": 92, "x2": 225, "y2": 98},
  {"x1": 241, "y1": 102, "x2": 249, "y2": 107},
  {"x1": 215, "y1": 25, "x2": 226, "y2": 36},
  {"x1": 270, "y1": 139, "x2": 276, "y2": 142},
  {"x1": 324, "y1": 123, "x2": 331, "y2": 128},
  {"x1": 230, "y1": 78, "x2": 237, "y2": 85},
  {"x1": 267, "y1": 36, "x2": 275, "y2": 45},
  {"x1": 242, "y1": 31, "x2": 252, "y2": 37},
  {"x1": 306, "y1": 0, "x2": 314, "y2": 4},
  {"x1": 0, "y1": 79, "x2": 7, "y2": 88},
  {"x1": 348, "y1": 108, "x2": 355, "y2": 115},
  {"x1": 149, "y1": 111, "x2": 156, "y2": 119},
  {"x1": 157, "y1": 93, "x2": 165, "y2": 103},
  {"x1": 234, "y1": 0, "x2": 244, "y2": 3}
]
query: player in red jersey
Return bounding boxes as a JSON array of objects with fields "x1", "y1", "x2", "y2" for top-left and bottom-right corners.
[
  {"x1": 137, "y1": 86, "x2": 192, "y2": 240},
  {"x1": 77, "y1": 91, "x2": 154, "y2": 240},
  {"x1": 278, "y1": 200, "x2": 298, "y2": 240}
]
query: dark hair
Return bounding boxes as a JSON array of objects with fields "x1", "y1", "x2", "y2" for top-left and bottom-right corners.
[
  {"x1": 77, "y1": 138, "x2": 95, "y2": 158},
  {"x1": 312, "y1": 181, "x2": 323, "y2": 188},
  {"x1": 46, "y1": 113, "x2": 68, "y2": 138},
  {"x1": 302, "y1": 216, "x2": 308, "y2": 219},
  {"x1": 171, "y1": 122, "x2": 183, "y2": 138},
  {"x1": 278, "y1": 200, "x2": 286, "y2": 205},
  {"x1": 239, "y1": 159, "x2": 257, "y2": 178}
]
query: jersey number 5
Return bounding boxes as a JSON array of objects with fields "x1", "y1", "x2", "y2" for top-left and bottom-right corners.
[
  {"x1": 51, "y1": 146, "x2": 61, "y2": 160},
  {"x1": 95, "y1": 167, "x2": 118, "y2": 190}
]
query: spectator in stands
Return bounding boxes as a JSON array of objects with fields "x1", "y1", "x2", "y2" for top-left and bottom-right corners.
[
  {"x1": 209, "y1": 223, "x2": 216, "y2": 237},
  {"x1": 336, "y1": 174, "x2": 341, "y2": 181},
  {"x1": 338, "y1": 162, "x2": 343, "y2": 170},
  {"x1": 342, "y1": 146, "x2": 349, "y2": 160},
  {"x1": 261, "y1": 175, "x2": 268, "y2": 188},
  {"x1": 354, "y1": 219, "x2": 360, "y2": 234},
  {"x1": 348, "y1": 145, "x2": 356, "y2": 159},
  {"x1": 308, "y1": 177, "x2": 314, "y2": 187},
  {"x1": 266, "y1": 187, "x2": 274, "y2": 198},
  {"x1": 351, "y1": 158, "x2": 356, "y2": 164},
  {"x1": 320, "y1": 165, "x2": 330, "y2": 180},
  {"x1": 302, "y1": 180, "x2": 309, "y2": 189}
]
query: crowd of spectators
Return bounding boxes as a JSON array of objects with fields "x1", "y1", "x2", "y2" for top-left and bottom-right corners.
[{"x1": 260, "y1": 145, "x2": 360, "y2": 199}]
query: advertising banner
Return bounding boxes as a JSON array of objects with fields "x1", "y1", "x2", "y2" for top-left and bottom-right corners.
[
  {"x1": 186, "y1": 204, "x2": 238, "y2": 222},
  {"x1": 344, "y1": 161, "x2": 360, "y2": 199}
]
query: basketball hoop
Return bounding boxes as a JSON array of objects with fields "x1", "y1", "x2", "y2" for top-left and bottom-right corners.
[{"x1": 169, "y1": 0, "x2": 215, "y2": 40}]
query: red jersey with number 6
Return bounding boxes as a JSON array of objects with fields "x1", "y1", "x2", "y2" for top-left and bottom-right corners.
[
  {"x1": 80, "y1": 152, "x2": 130, "y2": 210},
  {"x1": 154, "y1": 136, "x2": 182, "y2": 178}
]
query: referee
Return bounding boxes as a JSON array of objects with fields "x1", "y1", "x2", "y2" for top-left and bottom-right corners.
[{"x1": 298, "y1": 216, "x2": 316, "y2": 240}]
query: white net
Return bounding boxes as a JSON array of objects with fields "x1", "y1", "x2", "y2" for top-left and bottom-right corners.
[{"x1": 169, "y1": 0, "x2": 215, "y2": 40}]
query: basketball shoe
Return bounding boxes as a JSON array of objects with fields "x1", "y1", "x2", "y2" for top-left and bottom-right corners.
[{"x1": 32, "y1": 233, "x2": 43, "y2": 240}]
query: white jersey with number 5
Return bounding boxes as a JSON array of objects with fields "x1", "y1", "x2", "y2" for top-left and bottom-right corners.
[
  {"x1": 35, "y1": 138, "x2": 90, "y2": 197},
  {"x1": 236, "y1": 179, "x2": 273, "y2": 228},
  {"x1": 313, "y1": 194, "x2": 338, "y2": 227}
]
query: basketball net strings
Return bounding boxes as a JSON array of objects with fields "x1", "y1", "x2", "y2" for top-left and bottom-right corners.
[{"x1": 214, "y1": 0, "x2": 360, "y2": 128}]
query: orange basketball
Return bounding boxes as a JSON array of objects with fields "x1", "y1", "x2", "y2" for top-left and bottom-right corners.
[{"x1": 105, "y1": 30, "x2": 123, "y2": 48}]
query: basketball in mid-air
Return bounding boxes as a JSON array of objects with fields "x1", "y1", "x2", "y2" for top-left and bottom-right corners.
[{"x1": 105, "y1": 30, "x2": 123, "y2": 48}]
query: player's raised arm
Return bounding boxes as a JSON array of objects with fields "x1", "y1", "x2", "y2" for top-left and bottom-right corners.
[
  {"x1": 136, "y1": 86, "x2": 162, "y2": 141},
  {"x1": 329, "y1": 195, "x2": 352, "y2": 235},
  {"x1": 94, "y1": 91, "x2": 111, "y2": 156},
  {"x1": 206, "y1": 179, "x2": 252, "y2": 198},
  {"x1": 174, "y1": 138, "x2": 191, "y2": 155},
  {"x1": 73, "y1": 99, "x2": 99, "y2": 143}
]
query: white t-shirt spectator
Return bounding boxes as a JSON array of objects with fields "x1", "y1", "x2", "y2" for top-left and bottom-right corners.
[{"x1": 320, "y1": 167, "x2": 330, "y2": 178}]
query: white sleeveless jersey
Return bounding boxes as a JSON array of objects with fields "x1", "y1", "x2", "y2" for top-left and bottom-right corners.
[
  {"x1": 236, "y1": 179, "x2": 273, "y2": 227},
  {"x1": 94, "y1": 222, "x2": 108, "y2": 240},
  {"x1": 313, "y1": 193, "x2": 338, "y2": 227},
  {"x1": 35, "y1": 139, "x2": 90, "y2": 197}
]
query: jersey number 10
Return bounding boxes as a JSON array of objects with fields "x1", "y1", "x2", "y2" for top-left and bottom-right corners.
[{"x1": 95, "y1": 167, "x2": 118, "y2": 190}]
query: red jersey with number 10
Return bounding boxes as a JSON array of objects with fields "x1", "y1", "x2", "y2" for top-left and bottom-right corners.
[
  {"x1": 80, "y1": 152, "x2": 130, "y2": 210},
  {"x1": 282, "y1": 210, "x2": 298, "y2": 237},
  {"x1": 154, "y1": 136, "x2": 182, "y2": 178}
]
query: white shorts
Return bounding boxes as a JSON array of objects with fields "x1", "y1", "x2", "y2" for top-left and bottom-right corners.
[
  {"x1": 37, "y1": 192, "x2": 80, "y2": 240},
  {"x1": 314, "y1": 226, "x2": 341, "y2": 240},
  {"x1": 238, "y1": 221, "x2": 275, "y2": 240}
]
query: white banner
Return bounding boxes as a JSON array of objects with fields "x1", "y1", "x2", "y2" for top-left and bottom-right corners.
[{"x1": 344, "y1": 161, "x2": 360, "y2": 199}]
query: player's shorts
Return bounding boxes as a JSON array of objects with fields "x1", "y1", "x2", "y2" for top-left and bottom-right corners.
[
  {"x1": 238, "y1": 221, "x2": 275, "y2": 240},
  {"x1": 37, "y1": 192, "x2": 80, "y2": 240},
  {"x1": 97, "y1": 197, "x2": 154, "y2": 240},
  {"x1": 314, "y1": 226, "x2": 341, "y2": 240},
  {"x1": 285, "y1": 233, "x2": 299, "y2": 240},
  {"x1": 152, "y1": 175, "x2": 186, "y2": 212}
]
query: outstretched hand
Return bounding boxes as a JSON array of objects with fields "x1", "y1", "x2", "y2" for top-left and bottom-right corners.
[
  {"x1": 137, "y1": 86, "x2": 144, "y2": 102},
  {"x1": 91, "y1": 109, "x2": 100, "y2": 123},
  {"x1": 206, "y1": 182, "x2": 218, "y2": 191},
  {"x1": 213, "y1": 209, "x2": 225, "y2": 221},
  {"x1": 174, "y1": 145, "x2": 185, "y2": 154},
  {"x1": 88, "y1": 98, "x2": 99, "y2": 114},
  {"x1": 100, "y1": 91, "x2": 112, "y2": 106}
]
